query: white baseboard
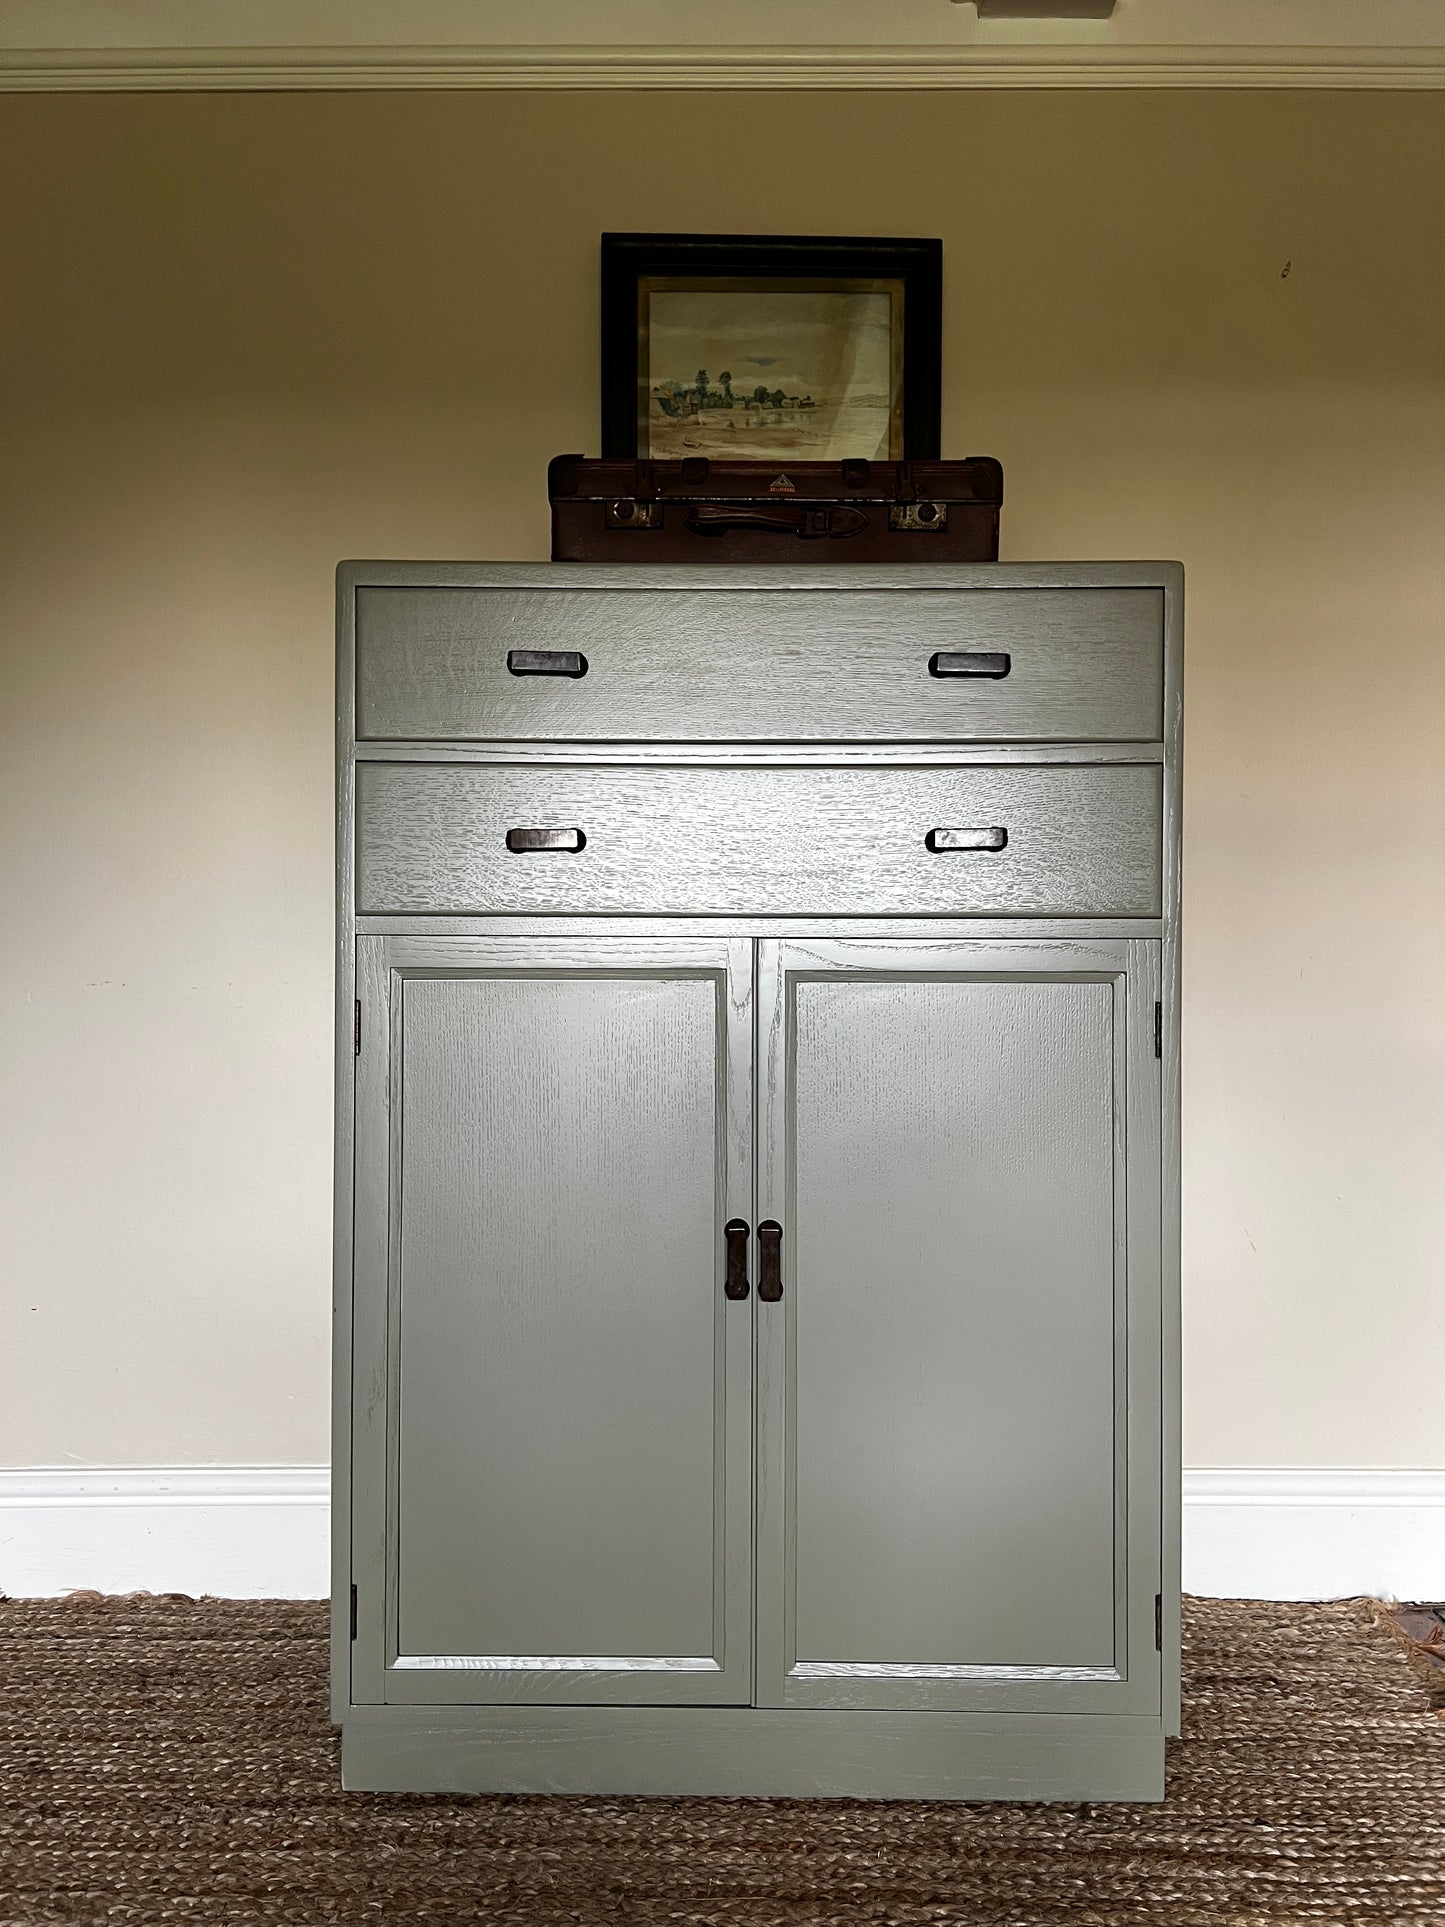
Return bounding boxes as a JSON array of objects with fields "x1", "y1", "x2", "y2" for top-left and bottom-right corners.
[
  {"x1": 2, "y1": 1465, "x2": 1442, "y2": 1602},
  {"x1": 1182, "y1": 1468, "x2": 1445, "y2": 1602},
  {"x1": 0, "y1": 1466, "x2": 331, "y2": 1600}
]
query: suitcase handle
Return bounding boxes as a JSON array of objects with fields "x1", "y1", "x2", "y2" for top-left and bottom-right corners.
[{"x1": 684, "y1": 504, "x2": 868, "y2": 541}]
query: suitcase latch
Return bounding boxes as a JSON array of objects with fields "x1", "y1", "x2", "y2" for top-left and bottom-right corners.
[
  {"x1": 889, "y1": 502, "x2": 948, "y2": 533},
  {"x1": 605, "y1": 498, "x2": 663, "y2": 530}
]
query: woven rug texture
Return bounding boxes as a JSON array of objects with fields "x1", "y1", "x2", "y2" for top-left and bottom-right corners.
[{"x1": 1, "y1": 1593, "x2": 1442, "y2": 1926}]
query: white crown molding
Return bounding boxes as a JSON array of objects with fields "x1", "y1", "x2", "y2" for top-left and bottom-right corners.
[
  {"x1": 5, "y1": 0, "x2": 1442, "y2": 89},
  {"x1": 2, "y1": 42, "x2": 1443, "y2": 92},
  {"x1": 3, "y1": 1465, "x2": 1443, "y2": 1601}
]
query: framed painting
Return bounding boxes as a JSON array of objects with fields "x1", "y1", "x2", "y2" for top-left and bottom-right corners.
[{"x1": 600, "y1": 233, "x2": 942, "y2": 462}]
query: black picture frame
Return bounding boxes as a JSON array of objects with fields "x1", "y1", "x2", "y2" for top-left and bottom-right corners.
[{"x1": 600, "y1": 232, "x2": 942, "y2": 461}]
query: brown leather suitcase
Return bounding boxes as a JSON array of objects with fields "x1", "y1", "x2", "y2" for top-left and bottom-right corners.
[{"x1": 549, "y1": 454, "x2": 1002, "y2": 564}]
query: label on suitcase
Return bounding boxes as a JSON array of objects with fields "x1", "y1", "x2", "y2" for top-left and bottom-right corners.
[{"x1": 549, "y1": 455, "x2": 1002, "y2": 564}]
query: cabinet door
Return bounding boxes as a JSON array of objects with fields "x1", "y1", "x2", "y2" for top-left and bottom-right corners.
[
  {"x1": 350, "y1": 936, "x2": 753, "y2": 1706},
  {"x1": 755, "y1": 939, "x2": 1161, "y2": 1715}
]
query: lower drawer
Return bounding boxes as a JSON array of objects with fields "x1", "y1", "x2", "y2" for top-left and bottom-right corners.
[{"x1": 355, "y1": 762, "x2": 1162, "y2": 918}]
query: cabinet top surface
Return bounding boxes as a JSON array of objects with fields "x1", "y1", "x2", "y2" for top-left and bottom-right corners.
[{"x1": 339, "y1": 561, "x2": 1184, "y2": 594}]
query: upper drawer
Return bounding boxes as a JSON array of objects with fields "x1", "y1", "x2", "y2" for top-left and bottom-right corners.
[
  {"x1": 355, "y1": 762, "x2": 1163, "y2": 918},
  {"x1": 354, "y1": 587, "x2": 1163, "y2": 745}
]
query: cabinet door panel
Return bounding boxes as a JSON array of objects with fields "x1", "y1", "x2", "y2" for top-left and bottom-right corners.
[
  {"x1": 755, "y1": 939, "x2": 1160, "y2": 1714},
  {"x1": 350, "y1": 936, "x2": 753, "y2": 1706}
]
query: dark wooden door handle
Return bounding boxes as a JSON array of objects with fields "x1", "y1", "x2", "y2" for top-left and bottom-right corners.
[
  {"x1": 928, "y1": 651, "x2": 1011, "y2": 679},
  {"x1": 757, "y1": 1220, "x2": 783, "y2": 1302},
  {"x1": 724, "y1": 1219, "x2": 751, "y2": 1300},
  {"x1": 504, "y1": 828, "x2": 586, "y2": 853},
  {"x1": 925, "y1": 826, "x2": 1008, "y2": 853},
  {"x1": 507, "y1": 649, "x2": 588, "y2": 678}
]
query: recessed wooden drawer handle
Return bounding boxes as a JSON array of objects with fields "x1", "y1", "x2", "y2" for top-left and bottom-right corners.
[
  {"x1": 928, "y1": 651, "x2": 1011, "y2": 679},
  {"x1": 504, "y1": 827, "x2": 586, "y2": 853},
  {"x1": 925, "y1": 826, "x2": 1008, "y2": 853},
  {"x1": 757, "y1": 1220, "x2": 783, "y2": 1302},
  {"x1": 724, "y1": 1219, "x2": 751, "y2": 1301},
  {"x1": 506, "y1": 649, "x2": 588, "y2": 678}
]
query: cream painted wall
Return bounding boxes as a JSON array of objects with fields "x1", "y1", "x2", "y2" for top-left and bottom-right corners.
[{"x1": 1, "y1": 89, "x2": 1441, "y2": 1469}]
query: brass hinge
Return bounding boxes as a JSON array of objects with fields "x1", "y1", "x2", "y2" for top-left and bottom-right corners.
[
  {"x1": 1155, "y1": 1592, "x2": 1163, "y2": 1651},
  {"x1": 354, "y1": 999, "x2": 361, "y2": 1057},
  {"x1": 1154, "y1": 1001, "x2": 1163, "y2": 1060},
  {"x1": 349, "y1": 1583, "x2": 358, "y2": 1641}
]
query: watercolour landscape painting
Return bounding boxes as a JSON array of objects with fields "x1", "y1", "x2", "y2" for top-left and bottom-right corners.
[{"x1": 640, "y1": 280, "x2": 903, "y2": 462}]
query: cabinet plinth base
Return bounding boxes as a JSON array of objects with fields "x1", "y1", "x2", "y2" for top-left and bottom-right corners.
[{"x1": 340, "y1": 1705, "x2": 1166, "y2": 1802}]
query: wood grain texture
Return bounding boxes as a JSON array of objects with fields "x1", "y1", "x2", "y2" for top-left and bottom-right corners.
[
  {"x1": 395, "y1": 974, "x2": 719, "y2": 1664},
  {"x1": 348, "y1": 938, "x2": 754, "y2": 1709},
  {"x1": 357, "y1": 915, "x2": 1167, "y2": 943},
  {"x1": 346, "y1": 565, "x2": 1181, "y2": 591},
  {"x1": 348, "y1": 936, "x2": 392, "y2": 1705},
  {"x1": 355, "y1": 761, "x2": 1163, "y2": 918},
  {"x1": 355, "y1": 739, "x2": 1163, "y2": 766},
  {"x1": 755, "y1": 939, "x2": 1161, "y2": 1717},
  {"x1": 331, "y1": 568, "x2": 358, "y2": 1722},
  {"x1": 789, "y1": 976, "x2": 1118, "y2": 1668},
  {"x1": 1124, "y1": 938, "x2": 1166, "y2": 1722},
  {"x1": 341, "y1": 1704, "x2": 1165, "y2": 1801},
  {"x1": 1159, "y1": 567, "x2": 1184, "y2": 1736},
  {"x1": 355, "y1": 585, "x2": 1163, "y2": 744}
]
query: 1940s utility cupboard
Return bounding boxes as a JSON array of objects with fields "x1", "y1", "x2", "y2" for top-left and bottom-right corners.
[{"x1": 332, "y1": 562, "x2": 1183, "y2": 1801}]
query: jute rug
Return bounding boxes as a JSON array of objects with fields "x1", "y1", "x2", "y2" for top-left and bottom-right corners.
[{"x1": 1, "y1": 1595, "x2": 1442, "y2": 1926}]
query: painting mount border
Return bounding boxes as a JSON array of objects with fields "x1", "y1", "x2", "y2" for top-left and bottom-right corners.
[{"x1": 599, "y1": 232, "x2": 943, "y2": 461}]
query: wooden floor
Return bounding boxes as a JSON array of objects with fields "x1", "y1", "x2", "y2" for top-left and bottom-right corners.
[{"x1": 0, "y1": 1593, "x2": 1442, "y2": 1924}]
